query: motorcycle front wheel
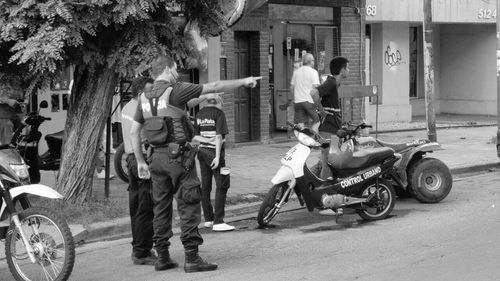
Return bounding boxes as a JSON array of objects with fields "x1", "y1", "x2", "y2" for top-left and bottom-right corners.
[
  {"x1": 357, "y1": 178, "x2": 396, "y2": 221},
  {"x1": 257, "y1": 183, "x2": 290, "y2": 227},
  {"x1": 5, "y1": 207, "x2": 75, "y2": 281}
]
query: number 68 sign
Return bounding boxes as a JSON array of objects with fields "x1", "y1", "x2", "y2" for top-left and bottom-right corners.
[{"x1": 366, "y1": 5, "x2": 377, "y2": 16}]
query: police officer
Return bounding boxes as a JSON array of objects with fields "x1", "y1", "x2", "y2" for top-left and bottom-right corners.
[{"x1": 130, "y1": 55, "x2": 261, "y2": 273}]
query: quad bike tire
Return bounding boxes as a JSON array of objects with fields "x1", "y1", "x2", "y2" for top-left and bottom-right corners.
[
  {"x1": 408, "y1": 157, "x2": 452, "y2": 203},
  {"x1": 357, "y1": 178, "x2": 396, "y2": 221},
  {"x1": 114, "y1": 143, "x2": 129, "y2": 183}
]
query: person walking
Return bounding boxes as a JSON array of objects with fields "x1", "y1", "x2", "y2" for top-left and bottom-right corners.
[
  {"x1": 290, "y1": 53, "x2": 321, "y2": 132},
  {"x1": 130, "y1": 54, "x2": 261, "y2": 273},
  {"x1": 193, "y1": 94, "x2": 234, "y2": 232},
  {"x1": 122, "y1": 77, "x2": 156, "y2": 265}
]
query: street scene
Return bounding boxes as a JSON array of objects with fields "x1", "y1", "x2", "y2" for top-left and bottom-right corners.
[{"x1": 1, "y1": 0, "x2": 500, "y2": 281}]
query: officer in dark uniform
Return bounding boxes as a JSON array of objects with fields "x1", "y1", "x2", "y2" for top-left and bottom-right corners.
[{"x1": 130, "y1": 55, "x2": 261, "y2": 273}]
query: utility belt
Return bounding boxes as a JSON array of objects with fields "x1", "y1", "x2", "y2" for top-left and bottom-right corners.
[{"x1": 149, "y1": 142, "x2": 198, "y2": 170}]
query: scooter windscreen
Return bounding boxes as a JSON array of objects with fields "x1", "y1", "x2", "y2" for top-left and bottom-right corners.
[{"x1": 294, "y1": 130, "x2": 321, "y2": 147}]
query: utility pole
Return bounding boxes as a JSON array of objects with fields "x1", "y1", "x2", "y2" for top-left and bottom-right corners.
[
  {"x1": 423, "y1": 0, "x2": 437, "y2": 142},
  {"x1": 496, "y1": 0, "x2": 500, "y2": 157}
]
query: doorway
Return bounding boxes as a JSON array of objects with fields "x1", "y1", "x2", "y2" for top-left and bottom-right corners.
[
  {"x1": 234, "y1": 32, "x2": 252, "y2": 142},
  {"x1": 273, "y1": 23, "x2": 339, "y2": 130}
]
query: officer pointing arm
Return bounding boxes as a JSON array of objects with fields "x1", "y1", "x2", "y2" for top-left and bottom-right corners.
[{"x1": 130, "y1": 59, "x2": 261, "y2": 179}]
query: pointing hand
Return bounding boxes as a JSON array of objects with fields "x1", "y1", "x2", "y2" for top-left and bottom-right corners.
[{"x1": 244, "y1": 76, "x2": 262, "y2": 88}]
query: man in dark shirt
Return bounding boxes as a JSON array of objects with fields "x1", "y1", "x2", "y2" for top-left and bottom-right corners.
[
  {"x1": 130, "y1": 55, "x2": 261, "y2": 273},
  {"x1": 310, "y1": 57, "x2": 350, "y2": 181},
  {"x1": 193, "y1": 95, "x2": 234, "y2": 232}
]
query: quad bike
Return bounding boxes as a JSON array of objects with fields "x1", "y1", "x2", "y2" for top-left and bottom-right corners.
[{"x1": 312, "y1": 123, "x2": 452, "y2": 203}]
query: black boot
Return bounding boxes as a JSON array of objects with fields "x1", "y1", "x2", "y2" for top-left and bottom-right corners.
[
  {"x1": 184, "y1": 249, "x2": 218, "y2": 273},
  {"x1": 154, "y1": 251, "x2": 178, "y2": 271}
]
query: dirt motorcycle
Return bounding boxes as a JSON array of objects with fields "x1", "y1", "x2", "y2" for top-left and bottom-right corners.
[
  {"x1": 11, "y1": 101, "x2": 62, "y2": 184},
  {"x1": 0, "y1": 144, "x2": 75, "y2": 281},
  {"x1": 353, "y1": 125, "x2": 452, "y2": 203},
  {"x1": 257, "y1": 122, "x2": 399, "y2": 227}
]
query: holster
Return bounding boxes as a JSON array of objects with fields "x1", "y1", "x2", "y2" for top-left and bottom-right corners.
[{"x1": 182, "y1": 143, "x2": 199, "y2": 171}]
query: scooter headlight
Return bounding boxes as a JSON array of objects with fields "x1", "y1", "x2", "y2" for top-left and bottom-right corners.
[
  {"x1": 9, "y1": 164, "x2": 30, "y2": 179},
  {"x1": 294, "y1": 131, "x2": 321, "y2": 147}
]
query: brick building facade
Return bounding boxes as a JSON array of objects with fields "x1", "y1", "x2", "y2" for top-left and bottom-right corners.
[{"x1": 219, "y1": 1, "x2": 367, "y2": 146}]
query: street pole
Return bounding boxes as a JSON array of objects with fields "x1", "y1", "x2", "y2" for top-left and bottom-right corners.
[
  {"x1": 497, "y1": 0, "x2": 500, "y2": 157},
  {"x1": 423, "y1": 0, "x2": 437, "y2": 142}
]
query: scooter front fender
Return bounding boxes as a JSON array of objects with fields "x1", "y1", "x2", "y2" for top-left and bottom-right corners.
[{"x1": 271, "y1": 166, "x2": 295, "y2": 185}]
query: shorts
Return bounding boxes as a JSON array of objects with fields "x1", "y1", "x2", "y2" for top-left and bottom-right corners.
[{"x1": 293, "y1": 102, "x2": 319, "y2": 124}]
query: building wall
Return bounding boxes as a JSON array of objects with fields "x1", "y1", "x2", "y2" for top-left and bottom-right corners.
[
  {"x1": 438, "y1": 24, "x2": 496, "y2": 115},
  {"x1": 340, "y1": 7, "x2": 367, "y2": 123},
  {"x1": 368, "y1": 22, "x2": 412, "y2": 122},
  {"x1": 366, "y1": 0, "x2": 497, "y2": 119}
]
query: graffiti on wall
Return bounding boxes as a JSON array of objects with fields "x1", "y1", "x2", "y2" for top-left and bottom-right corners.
[{"x1": 384, "y1": 44, "x2": 406, "y2": 69}]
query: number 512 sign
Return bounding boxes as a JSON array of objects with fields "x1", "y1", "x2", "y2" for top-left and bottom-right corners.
[{"x1": 478, "y1": 9, "x2": 496, "y2": 19}]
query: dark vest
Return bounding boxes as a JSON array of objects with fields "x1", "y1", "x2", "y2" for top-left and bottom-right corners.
[{"x1": 140, "y1": 87, "x2": 193, "y2": 145}]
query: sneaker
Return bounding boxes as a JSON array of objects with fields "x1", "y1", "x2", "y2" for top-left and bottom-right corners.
[
  {"x1": 318, "y1": 209, "x2": 337, "y2": 216},
  {"x1": 184, "y1": 256, "x2": 218, "y2": 273},
  {"x1": 212, "y1": 223, "x2": 235, "y2": 232},
  {"x1": 132, "y1": 253, "x2": 157, "y2": 265},
  {"x1": 204, "y1": 221, "x2": 213, "y2": 228}
]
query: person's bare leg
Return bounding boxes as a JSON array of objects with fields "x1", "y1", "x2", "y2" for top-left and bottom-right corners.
[{"x1": 311, "y1": 121, "x2": 320, "y2": 133}]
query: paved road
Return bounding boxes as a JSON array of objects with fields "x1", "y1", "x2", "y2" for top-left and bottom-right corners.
[{"x1": 2, "y1": 170, "x2": 499, "y2": 281}]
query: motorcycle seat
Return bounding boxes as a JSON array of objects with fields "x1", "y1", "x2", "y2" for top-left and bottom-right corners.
[
  {"x1": 376, "y1": 139, "x2": 409, "y2": 152},
  {"x1": 45, "y1": 131, "x2": 64, "y2": 142},
  {"x1": 329, "y1": 147, "x2": 395, "y2": 169}
]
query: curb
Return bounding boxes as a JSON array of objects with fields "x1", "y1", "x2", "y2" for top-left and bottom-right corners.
[
  {"x1": 372, "y1": 123, "x2": 497, "y2": 134},
  {"x1": 267, "y1": 123, "x2": 498, "y2": 144},
  {"x1": 74, "y1": 161, "x2": 500, "y2": 245}
]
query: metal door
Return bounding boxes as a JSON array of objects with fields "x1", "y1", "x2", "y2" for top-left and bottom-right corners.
[{"x1": 234, "y1": 32, "x2": 251, "y2": 142}]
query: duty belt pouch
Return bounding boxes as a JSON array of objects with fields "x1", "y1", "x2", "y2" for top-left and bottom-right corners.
[
  {"x1": 167, "y1": 143, "x2": 180, "y2": 159},
  {"x1": 143, "y1": 116, "x2": 170, "y2": 146}
]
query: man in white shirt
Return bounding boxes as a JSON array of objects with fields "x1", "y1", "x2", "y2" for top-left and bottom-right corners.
[
  {"x1": 290, "y1": 53, "x2": 321, "y2": 132},
  {"x1": 122, "y1": 77, "x2": 156, "y2": 266}
]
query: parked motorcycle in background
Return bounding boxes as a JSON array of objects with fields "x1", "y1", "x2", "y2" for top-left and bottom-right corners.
[
  {"x1": 0, "y1": 143, "x2": 75, "y2": 281},
  {"x1": 10, "y1": 101, "x2": 63, "y2": 183}
]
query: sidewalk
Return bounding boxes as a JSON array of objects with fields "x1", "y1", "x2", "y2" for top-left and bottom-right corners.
[{"x1": 24, "y1": 115, "x2": 500, "y2": 244}]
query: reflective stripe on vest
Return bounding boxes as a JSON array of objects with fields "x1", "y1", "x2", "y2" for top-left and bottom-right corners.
[{"x1": 140, "y1": 87, "x2": 187, "y2": 119}]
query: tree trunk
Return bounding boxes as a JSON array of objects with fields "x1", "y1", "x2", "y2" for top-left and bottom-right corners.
[{"x1": 56, "y1": 64, "x2": 118, "y2": 204}]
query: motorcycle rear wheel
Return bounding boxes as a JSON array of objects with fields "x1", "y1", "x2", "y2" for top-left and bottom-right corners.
[
  {"x1": 5, "y1": 207, "x2": 75, "y2": 281},
  {"x1": 257, "y1": 183, "x2": 289, "y2": 227},
  {"x1": 357, "y1": 178, "x2": 396, "y2": 221},
  {"x1": 114, "y1": 143, "x2": 129, "y2": 183}
]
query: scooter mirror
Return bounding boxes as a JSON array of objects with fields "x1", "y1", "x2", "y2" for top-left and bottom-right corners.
[{"x1": 39, "y1": 101, "x2": 48, "y2": 109}]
